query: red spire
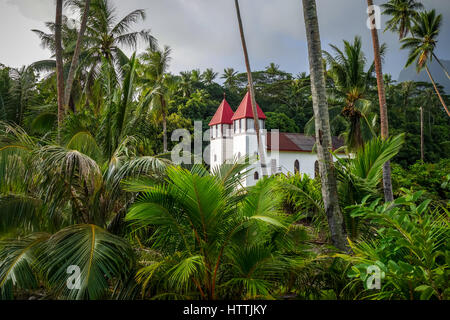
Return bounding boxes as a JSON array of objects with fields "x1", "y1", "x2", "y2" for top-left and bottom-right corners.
[
  {"x1": 209, "y1": 98, "x2": 234, "y2": 126},
  {"x1": 231, "y1": 92, "x2": 266, "y2": 121}
]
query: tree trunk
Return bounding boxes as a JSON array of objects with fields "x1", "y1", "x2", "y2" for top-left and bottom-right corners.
[
  {"x1": 420, "y1": 106, "x2": 424, "y2": 162},
  {"x1": 234, "y1": 0, "x2": 267, "y2": 175},
  {"x1": 162, "y1": 98, "x2": 168, "y2": 153},
  {"x1": 366, "y1": 0, "x2": 394, "y2": 202},
  {"x1": 64, "y1": 0, "x2": 91, "y2": 108},
  {"x1": 425, "y1": 65, "x2": 450, "y2": 117},
  {"x1": 55, "y1": 0, "x2": 65, "y2": 141},
  {"x1": 432, "y1": 52, "x2": 450, "y2": 80},
  {"x1": 301, "y1": 0, "x2": 349, "y2": 252}
]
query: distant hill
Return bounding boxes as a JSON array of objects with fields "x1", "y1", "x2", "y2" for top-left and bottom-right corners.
[{"x1": 398, "y1": 58, "x2": 450, "y2": 94}]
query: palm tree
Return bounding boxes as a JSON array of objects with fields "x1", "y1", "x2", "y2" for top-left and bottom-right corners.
[
  {"x1": 126, "y1": 163, "x2": 300, "y2": 300},
  {"x1": 0, "y1": 58, "x2": 171, "y2": 299},
  {"x1": 55, "y1": 0, "x2": 65, "y2": 139},
  {"x1": 202, "y1": 68, "x2": 218, "y2": 86},
  {"x1": 139, "y1": 46, "x2": 173, "y2": 153},
  {"x1": 64, "y1": 0, "x2": 92, "y2": 108},
  {"x1": 382, "y1": 3, "x2": 449, "y2": 117},
  {"x1": 179, "y1": 71, "x2": 194, "y2": 97},
  {"x1": 366, "y1": 0, "x2": 394, "y2": 202},
  {"x1": 382, "y1": 0, "x2": 423, "y2": 39},
  {"x1": 234, "y1": 0, "x2": 267, "y2": 175},
  {"x1": 301, "y1": 0, "x2": 348, "y2": 252},
  {"x1": 34, "y1": 0, "x2": 157, "y2": 101},
  {"x1": 400, "y1": 10, "x2": 450, "y2": 117},
  {"x1": 323, "y1": 36, "x2": 378, "y2": 151},
  {"x1": 221, "y1": 68, "x2": 239, "y2": 91}
]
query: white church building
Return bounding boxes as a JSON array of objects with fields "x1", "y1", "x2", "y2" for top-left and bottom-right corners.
[{"x1": 209, "y1": 92, "x2": 345, "y2": 187}]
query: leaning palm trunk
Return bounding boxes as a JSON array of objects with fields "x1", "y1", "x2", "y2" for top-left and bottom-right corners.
[
  {"x1": 64, "y1": 0, "x2": 91, "y2": 110},
  {"x1": 234, "y1": 0, "x2": 267, "y2": 174},
  {"x1": 432, "y1": 52, "x2": 450, "y2": 80},
  {"x1": 424, "y1": 65, "x2": 450, "y2": 117},
  {"x1": 301, "y1": 0, "x2": 349, "y2": 251},
  {"x1": 55, "y1": 0, "x2": 65, "y2": 140},
  {"x1": 366, "y1": 0, "x2": 394, "y2": 202}
]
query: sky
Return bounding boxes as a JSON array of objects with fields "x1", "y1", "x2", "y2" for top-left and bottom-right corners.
[{"x1": 0, "y1": 0, "x2": 449, "y2": 81}]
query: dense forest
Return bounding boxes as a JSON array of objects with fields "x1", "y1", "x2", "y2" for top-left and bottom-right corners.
[{"x1": 0, "y1": 0, "x2": 448, "y2": 300}]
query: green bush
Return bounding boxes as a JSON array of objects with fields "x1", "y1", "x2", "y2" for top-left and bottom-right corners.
[
  {"x1": 338, "y1": 190, "x2": 450, "y2": 300},
  {"x1": 391, "y1": 159, "x2": 450, "y2": 201}
]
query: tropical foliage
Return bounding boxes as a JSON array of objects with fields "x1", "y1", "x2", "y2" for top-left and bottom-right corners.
[{"x1": 0, "y1": 0, "x2": 448, "y2": 301}]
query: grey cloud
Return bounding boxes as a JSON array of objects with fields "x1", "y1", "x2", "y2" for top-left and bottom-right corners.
[{"x1": 1, "y1": 0, "x2": 449, "y2": 81}]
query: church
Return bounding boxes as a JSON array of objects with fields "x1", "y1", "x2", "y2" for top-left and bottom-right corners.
[{"x1": 209, "y1": 92, "x2": 345, "y2": 187}]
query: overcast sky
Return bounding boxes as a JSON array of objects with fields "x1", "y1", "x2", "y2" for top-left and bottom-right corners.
[{"x1": 0, "y1": 0, "x2": 449, "y2": 80}]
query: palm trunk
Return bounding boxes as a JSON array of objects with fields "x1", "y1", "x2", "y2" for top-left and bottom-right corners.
[
  {"x1": 55, "y1": 0, "x2": 65, "y2": 141},
  {"x1": 366, "y1": 0, "x2": 394, "y2": 202},
  {"x1": 162, "y1": 99, "x2": 168, "y2": 153},
  {"x1": 432, "y1": 52, "x2": 450, "y2": 80},
  {"x1": 425, "y1": 65, "x2": 450, "y2": 117},
  {"x1": 64, "y1": 0, "x2": 91, "y2": 109},
  {"x1": 301, "y1": 0, "x2": 349, "y2": 252},
  {"x1": 420, "y1": 106, "x2": 424, "y2": 162},
  {"x1": 234, "y1": 0, "x2": 267, "y2": 175}
]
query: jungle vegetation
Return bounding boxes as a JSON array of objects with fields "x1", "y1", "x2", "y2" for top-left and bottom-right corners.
[{"x1": 0, "y1": 0, "x2": 448, "y2": 300}]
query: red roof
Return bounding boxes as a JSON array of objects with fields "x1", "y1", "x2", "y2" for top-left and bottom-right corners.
[
  {"x1": 209, "y1": 99, "x2": 234, "y2": 126},
  {"x1": 231, "y1": 92, "x2": 266, "y2": 121}
]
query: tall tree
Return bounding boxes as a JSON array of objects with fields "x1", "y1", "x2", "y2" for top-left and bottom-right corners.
[
  {"x1": 234, "y1": 0, "x2": 267, "y2": 174},
  {"x1": 221, "y1": 68, "x2": 239, "y2": 91},
  {"x1": 420, "y1": 105, "x2": 424, "y2": 162},
  {"x1": 382, "y1": 3, "x2": 450, "y2": 117},
  {"x1": 382, "y1": 0, "x2": 423, "y2": 39},
  {"x1": 366, "y1": 0, "x2": 394, "y2": 202},
  {"x1": 64, "y1": 0, "x2": 91, "y2": 109},
  {"x1": 202, "y1": 68, "x2": 218, "y2": 86},
  {"x1": 55, "y1": 0, "x2": 65, "y2": 139},
  {"x1": 301, "y1": 0, "x2": 348, "y2": 251},
  {"x1": 323, "y1": 36, "x2": 378, "y2": 151},
  {"x1": 139, "y1": 46, "x2": 172, "y2": 153},
  {"x1": 401, "y1": 10, "x2": 449, "y2": 117}
]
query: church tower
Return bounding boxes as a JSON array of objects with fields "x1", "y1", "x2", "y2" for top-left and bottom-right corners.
[
  {"x1": 230, "y1": 92, "x2": 266, "y2": 162},
  {"x1": 209, "y1": 92, "x2": 267, "y2": 187},
  {"x1": 209, "y1": 97, "x2": 234, "y2": 169}
]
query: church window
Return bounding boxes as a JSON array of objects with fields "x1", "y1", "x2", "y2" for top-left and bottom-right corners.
[
  {"x1": 254, "y1": 171, "x2": 259, "y2": 180},
  {"x1": 294, "y1": 160, "x2": 300, "y2": 174}
]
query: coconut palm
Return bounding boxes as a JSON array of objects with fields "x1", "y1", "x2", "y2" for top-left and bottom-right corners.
[
  {"x1": 221, "y1": 68, "x2": 239, "y2": 91},
  {"x1": 382, "y1": 0, "x2": 423, "y2": 39},
  {"x1": 64, "y1": 0, "x2": 92, "y2": 108},
  {"x1": 400, "y1": 10, "x2": 450, "y2": 117},
  {"x1": 139, "y1": 46, "x2": 173, "y2": 153},
  {"x1": 0, "y1": 56, "x2": 171, "y2": 299},
  {"x1": 366, "y1": 0, "x2": 394, "y2": 202},
  {"x1": 234, "y1": 0, "x2": 267, "y2": 176},
  {"x1": 126, "y1": 163, "x2": 305, "y2": 300},
  {"x1": 55, "y1": 0, "x2": 65, "y2": 138},
  {"x1": 323, "y1": 36, "x2": 378, "y2": 151},
  {"x1": 202, "y1": 68, "x2": 218, "y2": 86},
  {"x1": 301, "y1": 0, "x2": 349, "y2": 252},
  {"x1": 33, "y1": 0, "x2": 157, "y2": 102}
]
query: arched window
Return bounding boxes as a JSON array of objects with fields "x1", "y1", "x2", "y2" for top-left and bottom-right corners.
[
  {"x1": 238, "y1": 152, "x2": 241, "y2": 159},
  {"x1": 214, "y1": 154, "x2": 217, "y2": 162},
  {"x1": 294, "y1": 160, "x2": 300, "y2": 174},
  {"x1": 254, "y1": 171, "x2": 259, "y2": 181},
  {"x1": 314, "y1": 160, "x2": 319, "y2": 178}
]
